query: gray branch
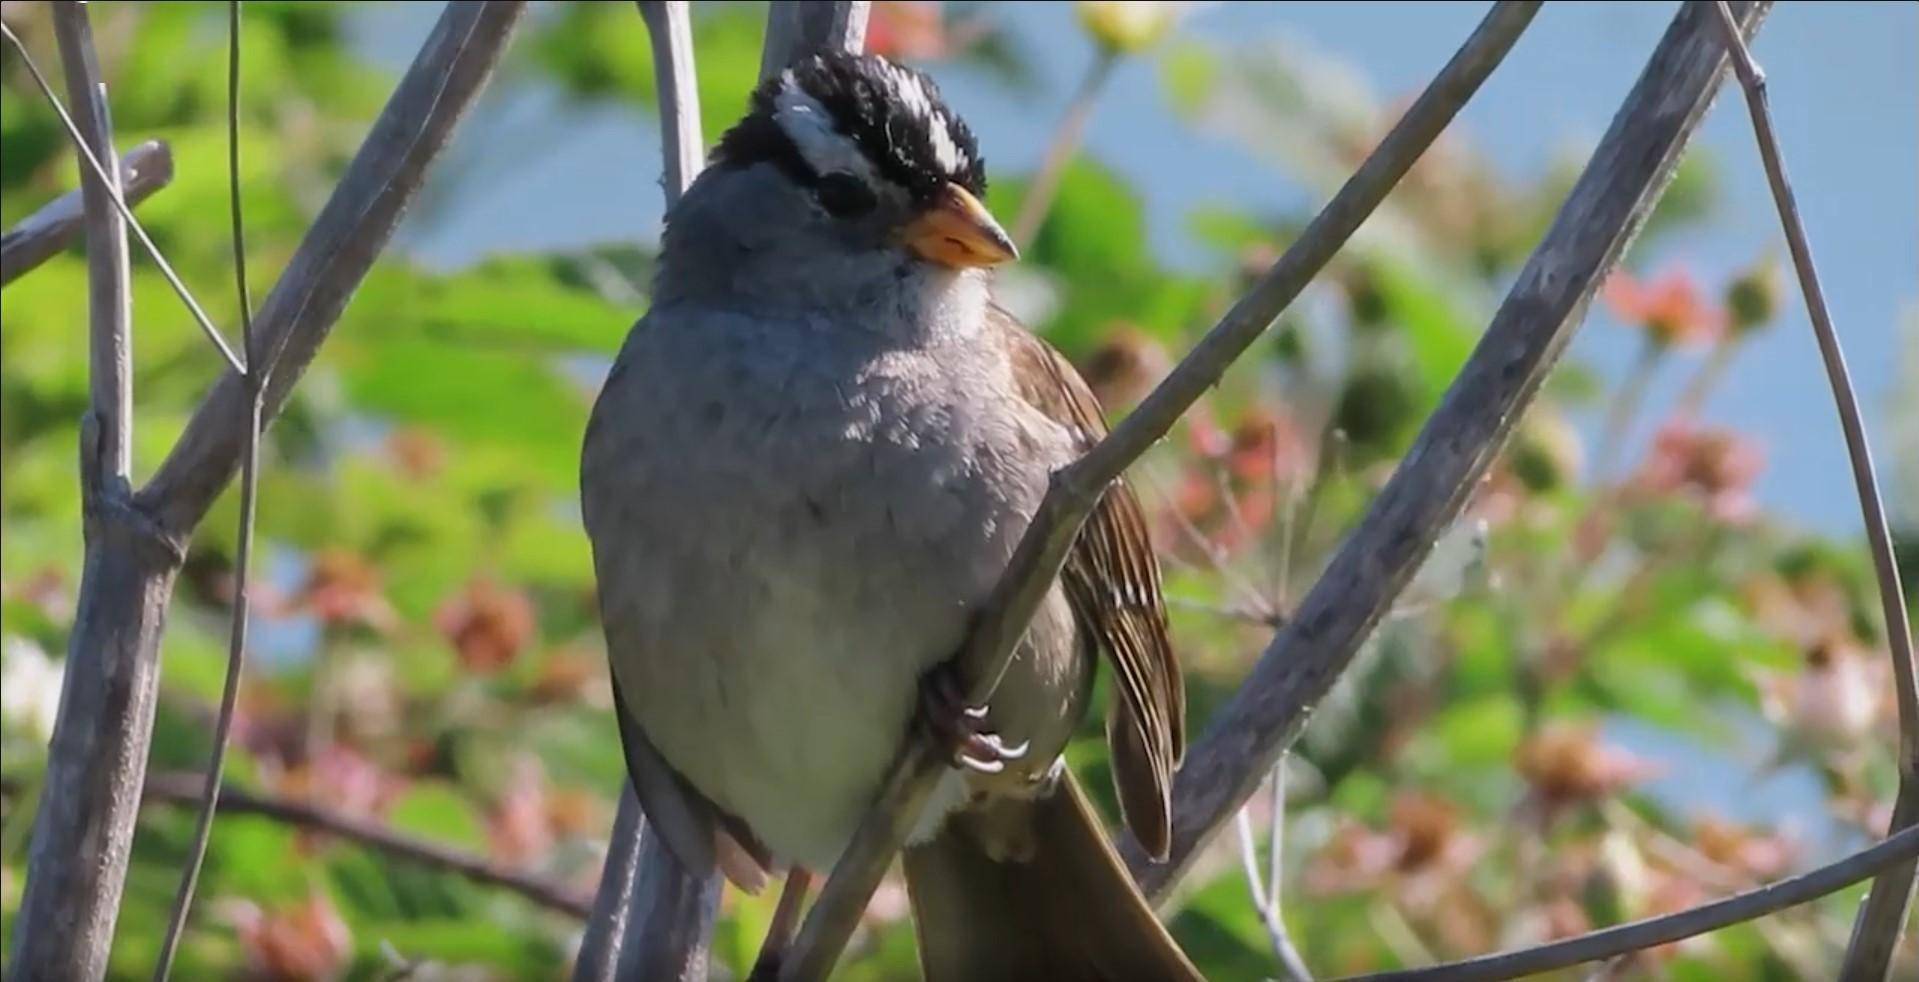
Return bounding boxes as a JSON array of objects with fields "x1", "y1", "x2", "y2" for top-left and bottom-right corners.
[
  {"x1": 778, "y1": 3, "x2": 1542, "y2": 978},
  {"x1": 575, "y1": 786, "x2": 722, "y2": 982},
  {"x1": 1359, "y1": 824, "x2": 1919, "y2": 982},
  {"x1": 142, "y1": 772, "x2": 592, "y2": 919},
  {"x1": 4, "y1": 8, "x2": 141, "y2": 977},
  {"x1": 571, "y1": 5, "x2": 721, "y2": 980},
  {"x1": 758, "y1": 0, "x2": 869, "y2": 82},
  {"x1": 0, "y1": 139, "x2": 170, "y2": 288},
  {"x1": 1127, "y1": 0, "x2": 1774, "y2": 899},
  {"x1": 53, "y1": 1, "x2": 132, "y2": 484},
  {"x1": 6, "y1": 4, "x2": 526, "y2": 977},
  {"x1": 643, "y1": 0, "x2": 703, "y2": 202}
]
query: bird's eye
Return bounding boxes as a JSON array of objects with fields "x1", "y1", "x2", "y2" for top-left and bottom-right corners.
[{"x1": 815, "y1": 172, "x2": 877, "y2": 217}]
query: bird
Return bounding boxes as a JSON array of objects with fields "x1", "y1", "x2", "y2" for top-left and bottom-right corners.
[{"x1": 581, "y1": 51, "x2": 1197, "y2": 980}]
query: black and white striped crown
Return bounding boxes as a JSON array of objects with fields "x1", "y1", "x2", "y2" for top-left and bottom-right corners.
[{"x1": 713, "y1": 51, "x2": 987, "y2": 202}]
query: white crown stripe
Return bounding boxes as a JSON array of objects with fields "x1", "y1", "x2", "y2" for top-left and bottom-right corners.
[
  {"x1": 879, "y1": 62, "x2": 967, "y2": 175},
  {"x1": 773, "y1": 69, "x2": 878, "y2": 181},
  {"x1": 771, "y1": 57, "x2": 973, "y2": 188}
]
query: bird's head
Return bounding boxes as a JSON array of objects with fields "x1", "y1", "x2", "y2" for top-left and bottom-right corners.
[{"x1": 658, "y1": 52, "x2": 1015, "y2": 309}]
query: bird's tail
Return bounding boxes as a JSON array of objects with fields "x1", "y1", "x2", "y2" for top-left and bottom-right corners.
[{"x1": 901, "y1": 768, "x2": 1202, "y2": 982}]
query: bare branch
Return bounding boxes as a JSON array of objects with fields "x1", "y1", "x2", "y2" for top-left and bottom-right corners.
[
  {"x1": 155, "y1": 4, "x2": 265, "y2": 975},
  {"x1": 574, "y1": 787, "x2": 723, "y2": 982},
  {"x1": 2, "y1": 8, "x2": 148, "y2": 977},
  {"x1": 1704, "y1": 3, "x2": 1919, "y2": 975},
  {"x1": 641, "y1": 1, "x2": 702, "y2": 202},
  {"x1": 141, "y1": 773, "x2": 592, "y2": 920},
  {"x1": 576, "y1": 788, "x2": 648, "y2": 981},
  {"x1": 758, "y1": 0, "x2": 869, "y2": 81},
  {"x1": 0, "y1": 139, "x2": 170, "y2": 287},
  {"x1": 1124, "y1": 0, "x2": 1774, "y2": 899},
  {"x1": 49, "y1": 0, "x2": 131, "y2": 487},
  {"x1": 1354, "y1": 824, "x2": 1919, "y2": 982},
  {"x1": 1235, "y1": 757, "x2": 1311, "y2": 981},
  {"x1": 572, "y1": 5, "x2": 719, "y2": 979},
  {"x1": 6, "y1": 5, "x2": 526, "y2": 977},
  {"x1": 779, "y1": 4, "x2": 1541, "y2": 977}
]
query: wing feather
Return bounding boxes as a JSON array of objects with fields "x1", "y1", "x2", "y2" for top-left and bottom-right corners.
[{"x1": 994, "y1": 305, "x2": 1185, "y2": 859}]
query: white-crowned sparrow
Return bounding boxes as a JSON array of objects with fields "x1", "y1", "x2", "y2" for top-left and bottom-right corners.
[{"x1": 581, "y1": 52, "x2": 1196, "y2": 980}]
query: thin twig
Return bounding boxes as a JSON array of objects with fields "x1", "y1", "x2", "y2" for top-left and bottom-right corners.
[
  {"x1": 1124, "y1": 0, "x2": 1773, "y2": 900},
  {"x1": 1356, "y1": 824, "x2": 1919, "y2": 982},
  {"x1": 153, "y1": 4, "x2": 263, "y2": 976},
  {"x1": 572, "y1": 5, "x2": 717, "y2": 980},
  {"x1": 1166, "y1": 595, "x2": 1286, "y2": 629},
  {"x1": 0, "y1": 139, "x2": 171, "y2": 287},
  {"x1": 8, "y1": 7, "x2": 526, "y2": 977},
  {"x1": 141, "y1": 773, "x2": 592, "y2": 919},
  {"x1": 1150, "y1": 464, "x2": 1283, "y2": 619},
  {"x1": 779, "y1": 5, "x2": 1541, "y2": 977},
  {"x1": 1234, "y1": 757, "x2": 1312, "y2": 981},
  {"x1": 1009, "y1": 49, "x2": 1116, "y2": 248},
  {"x1": 0, "y1": 21, "x2": 245, "y2": 375},
  {"x1": 1705, "y1": 4, "x2": 1919, "y2": 975},
  {"x1": 1593, "y1": 339, "x2": 1659, "y2": 484},
  {"x1": 1289, "y1": 424, "x2": 1348, "y2": 585},
  {"x1": 1672, "y1": 334, "x2": 1738, "y2": 419}
]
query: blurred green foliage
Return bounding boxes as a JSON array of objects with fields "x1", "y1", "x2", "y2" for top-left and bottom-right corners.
[{"x1": 1, "y1": 3, "x2": 1911, "y2": 980}]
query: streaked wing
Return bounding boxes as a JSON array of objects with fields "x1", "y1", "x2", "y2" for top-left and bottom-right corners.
[{"x1": 992, "y1": 304, "x2": 1185, "y2": 859}]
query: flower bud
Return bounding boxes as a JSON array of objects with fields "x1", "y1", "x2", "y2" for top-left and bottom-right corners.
[
  {"x1": 1725, "y1": 255, "x2": 1782, "y2": 335},
  {"x1": 1077, "y1": 2, "x2": 1176, "y2": 55}
]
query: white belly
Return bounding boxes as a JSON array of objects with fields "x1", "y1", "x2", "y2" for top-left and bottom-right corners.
[{"x1": 585, "y1": 307, "x2": 1080, "y2": 870}]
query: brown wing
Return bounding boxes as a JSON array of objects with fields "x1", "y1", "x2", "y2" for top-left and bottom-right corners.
[{"x1": 993, "y1": 305, "x2": 1185, "y2": 860}]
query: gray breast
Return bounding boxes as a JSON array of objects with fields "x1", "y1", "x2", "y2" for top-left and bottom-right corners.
[{"x1": 582, "y1": 302, "x2": 1073, "y2": 869}]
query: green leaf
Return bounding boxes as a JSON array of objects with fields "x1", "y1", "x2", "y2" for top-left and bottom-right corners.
[
  {"x1": 1428, "y1": 693, "x2": 1523, "y2": 767},
  {"x1": 339, "y1": 337, "x2": 589, "y2": 488},
  {"x1": 386, "y1": 782, "x2": 487, "y2": 853},
  {"x1": 417, "y1": 258, "x2": 631, "y2": 354},
  {"x1": 1367, "y1": 258, "x2": 1479, "y2": 402},
  {"x1": 209, "y1": 815, "x2": 307, "y2": 904}
]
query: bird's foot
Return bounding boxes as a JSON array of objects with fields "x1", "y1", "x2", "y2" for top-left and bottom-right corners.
[{"x1": 918, "y1": 663, "x2": 1028, "y2": 774}]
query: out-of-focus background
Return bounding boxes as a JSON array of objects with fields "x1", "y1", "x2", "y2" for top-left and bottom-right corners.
[{"x1": 2, "y1": 2, "x2": 1914, "y2": 978}]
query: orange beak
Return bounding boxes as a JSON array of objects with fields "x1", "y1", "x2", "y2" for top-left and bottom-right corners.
[{"x1": 903, "y1": 183, "x2": 1018, "y2": 269}]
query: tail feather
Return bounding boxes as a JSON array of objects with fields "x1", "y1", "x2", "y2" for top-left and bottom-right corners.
[{"x1": 903, "y1": 770, "x2": 1201, "y2": 982}]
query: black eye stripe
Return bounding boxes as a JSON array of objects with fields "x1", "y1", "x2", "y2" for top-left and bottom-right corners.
[{"x1": 815, "y1": 172, "x2": 877, "y2": 217}]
